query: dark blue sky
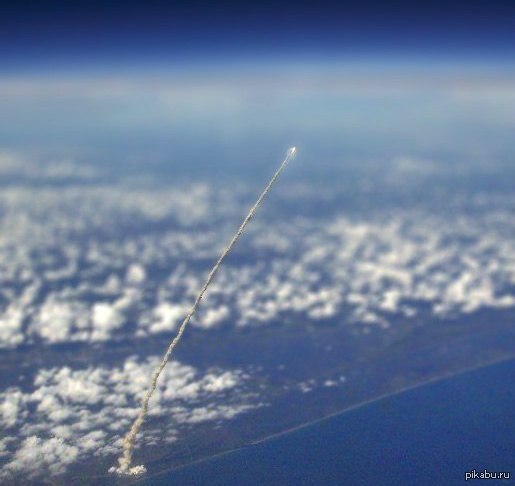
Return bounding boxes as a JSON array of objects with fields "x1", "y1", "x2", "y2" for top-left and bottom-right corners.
[{"x1": 1, "y1": 0, "x2": 514, "y2": 71}]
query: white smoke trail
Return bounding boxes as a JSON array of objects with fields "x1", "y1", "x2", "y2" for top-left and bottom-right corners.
[{"x1": 112, "y1": 147, "x2": 297, "y2": 475}]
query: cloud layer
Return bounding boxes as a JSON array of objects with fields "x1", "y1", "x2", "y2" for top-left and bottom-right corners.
[
  {"x1": 1, "y1": 154, "x2": 515, "y2": 480},
  {"x1": 0, "y1": 356, "x2": 256, "y2": 480},
  {"x1": 1, "y1": 177, "x2": 514, "y2": 349}
]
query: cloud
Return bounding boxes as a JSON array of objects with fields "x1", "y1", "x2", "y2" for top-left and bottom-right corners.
[
  {"x1": 1, "y1": 177, "x2": 515, "y2": 349},
  {"x1": 0, "y1": 305, "x2": 25, "y2": 348},
  {"x1": 0, "y1": 357, "x2": 258, "y2": 480},
  {"x1": 33, "y1": 299, "x2": 89, "y2": 343},
  {"x1": 126, "y1": 264, "x2": 147, "y2": 285},
  {"x1": 0, "y1": 150, "x2": 100, "y2": 182},
  {"x1": 147, "y1": 302, "x2": 184, "y2": 334},
  {"x1": 4, "y1": 436, "x2": 79, "y2": 477}
]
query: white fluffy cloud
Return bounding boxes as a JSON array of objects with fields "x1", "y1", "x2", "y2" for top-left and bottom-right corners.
[
  {"x1": 1, "y1": 178, "x2": 515, "y2": 348},
  {"x1": 0, "y1": 357, "x2": 257, "y2": 480},
  {"x1": 147, "y1": 302, "x2": 184, "y2": 334}
]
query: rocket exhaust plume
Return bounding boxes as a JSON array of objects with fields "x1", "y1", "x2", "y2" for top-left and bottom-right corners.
[{"x1": 112, "y1": 147, "x2": 297, "y2": 475}]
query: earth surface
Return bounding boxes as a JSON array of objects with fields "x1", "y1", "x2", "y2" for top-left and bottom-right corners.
[{"x1": 0, "y1": 64, "x2": 514, "y2": 484}]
